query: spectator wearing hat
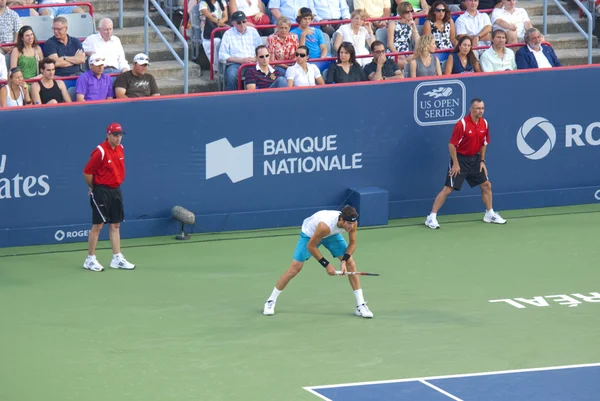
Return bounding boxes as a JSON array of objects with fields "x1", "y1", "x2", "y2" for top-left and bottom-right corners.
[
  {"x1": 114, "y1": 53, "x2": 160, "y2": 98},
  {"x1": 30, "y1": 57, "x2": 72, "y2": 104},
  {"x1": 83, "y1": 18, "x2": 129, "y2": 74},
  {"x1": 75, "y1": 53, "x2": 114, "y2": 102},
  {"x1": 0, "y1": 0, "x2": 22, "y2": 55},
  {"x1": 218, "y1": 11, "x2": 262, "y2": 91},
  {"x1": 43, "y1": 16, "x2": 86, "y2": 77}
]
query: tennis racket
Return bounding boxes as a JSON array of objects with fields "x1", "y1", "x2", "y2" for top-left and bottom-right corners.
[{"x1": 335, "y1": 271, "x2": 380, "y2": 276}]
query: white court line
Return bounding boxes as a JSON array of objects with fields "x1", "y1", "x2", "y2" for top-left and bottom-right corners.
[
  {"x1": 419, "y1": 380, "x2": 465, "y2": 401},
  {"x1": 303, "y1": 388, "x2": 335, "y2": 401},
  {"x1": 303, "y1": 361, "x2": 600, "y2": 391}
]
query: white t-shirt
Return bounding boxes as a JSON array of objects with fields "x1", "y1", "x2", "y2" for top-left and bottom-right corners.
[
  {"x1": 285, "y1": 63, "x2": 321, "y2": 86},
  {"x1": 301, "y1": 210, "x2": 346, "y2": 237},
  {"x1": 455, "y1": 11, "x2": 492, "y2": 47},
  {"x1": 491, "y1": 7, "x2": 530, "y2": 40},
  {"x1": 0, "y1": 54, "x2": 7, "y2": 80},
  {"x1": 233, "y1": 0, "x2": 261, "y2": 16}
]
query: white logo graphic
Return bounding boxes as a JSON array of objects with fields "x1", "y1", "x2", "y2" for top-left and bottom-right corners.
[
  {"x1": 516, "y1": 117, "x2": 557, "y2": 160},
  {"x1": 55, "y1": 230, "x2": 65, "y2": 241},
  {"x1": 54, "y1": 229, "x2": 90, "y2": 241},
  {"x1": 0, "y1": 155, "x2": 51, "y2": 200},
  {"x1": 423, "y1": 87, "x2": 453, "y2": 98},
  {"x1": 206, "y1": 138, "x2": 254, "y2": 183},
  {"x1": 595, "y1": 190, "x2": 600, "y2": 201}
]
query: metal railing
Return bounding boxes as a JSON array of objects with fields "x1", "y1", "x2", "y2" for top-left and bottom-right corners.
[
  {"x1": 144, "y1": 0, "x2": 190, "y2": 93},
  {"x1": 543, "y1": 0, "x2": 595, "y2": 64},
  {"x1": 9, "y1": 2, "x2": 94, "y2": 16},
  {"x1": 119, "y1": 0, "x2": 123, "y2": 29}
]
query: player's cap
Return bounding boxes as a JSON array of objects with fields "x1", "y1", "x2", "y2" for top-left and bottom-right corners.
[
  {"x1": 89, "y1": 54, "x2": 105, "y2": 66},
  {"x1": 106, "y1": 122, "x2": 126, "y2": 135},
  {"x1": 230, "y1": 11, "x2": 247, "y2": 22},
  {"x1": 133, "y1": 53, "x2": 150, "y2": 65}
]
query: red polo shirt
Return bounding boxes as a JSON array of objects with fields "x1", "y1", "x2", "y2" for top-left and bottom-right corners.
[
  {"x1": 83, "y1": 140, "x2": 125, "y2": 188},
  {"x1": 449, "y1": 114, "x2": 490, "y2": 156}
]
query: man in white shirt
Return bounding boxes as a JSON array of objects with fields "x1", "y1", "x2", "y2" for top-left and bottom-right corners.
[
  {"x1": 218, "y1": 11, "x2": 262, "y2": 91},
  {"x1": 515, "y1": 27, "x2": 561, "y2": 69},
  {"x1": 83, "y1": 18, "x2": 129, "y2": 74},
  {"x1": 455, "y1": 0, "x2": 492, "y2": 48},
  {"x1": 313, "y1": 0, "x2": 351, "y2": 35},
  {"x1": 480, "y1": 30, "x2": 516, "y2": 71},
  {"x1": 491, "y1": 0, "x2": 532, "y2": 44}
]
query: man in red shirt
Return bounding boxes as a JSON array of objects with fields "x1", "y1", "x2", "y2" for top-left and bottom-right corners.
[
  {"x1": 425, "y1": 98, "x2": 507, "y2": 229},
  {"x1": 82, "y1": 122, "x2": 135, "y2": 272}
]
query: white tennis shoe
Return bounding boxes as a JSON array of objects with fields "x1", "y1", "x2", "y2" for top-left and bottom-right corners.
[
  {"x1": 355, "y1": 303, "x2": 374, "y2": 318},
  {"x1": 483, "y1": 212, "x2": 507, "y2": 224},
  {"x1": 83, "y1": 257, "x2": 104, "y2": 272},
  {"x1": 110, "y1": 255, "x2": 136, "y2": 270},
  {"x1": 263, "y1": 300, "x2": 276, "y2": 316},
  {"x1": 425, "y1": 215, "x2": 440, "y2": 229}
]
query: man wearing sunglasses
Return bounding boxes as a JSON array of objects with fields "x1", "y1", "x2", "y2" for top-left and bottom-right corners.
[
  {"x1": 244, "y1": 45, "x2": 287, "y2": 90},
  {"x1": 219, "y1": 11, "x2": 262, "y2": 91},
  {"x1": 83, "y1": 123, "x2": 135, "y2": 272},
  {"x1": 114, "y1": 53, "x2": 160, "y2": 98}
]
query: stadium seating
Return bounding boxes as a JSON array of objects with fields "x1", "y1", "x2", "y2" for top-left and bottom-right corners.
[
  {"x1": 57, "y1": 13, "x2": 95, "y2": 38},
  {"x1": 20, "y1": 15, "x2": 54, "y2": 41},
  {"x1": 189, "y1": 4, "x2": 202, "y2": 60}
]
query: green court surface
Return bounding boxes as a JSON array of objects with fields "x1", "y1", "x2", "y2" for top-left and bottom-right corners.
[{"x1": 1, "y1": 205, "x2": 599, "y2": 401}]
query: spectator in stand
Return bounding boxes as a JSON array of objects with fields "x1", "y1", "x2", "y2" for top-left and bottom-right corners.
[
  {"x1": 477, "y1": 0, "x2": 501, "y2": 11},
  {"x1": 11, "y1": 25, "x2": 44, "y2": 79},
  {"x1": 290, "y1": 8, "x2": 329, "y2": 71},
  {"x1": 244, "y1": 45, "x2": 288, "y2": 89},
  {"x1": 114, "y1": 53, "x2": 160, "y2": 98},
  {"x1": 38, "y1": 0, "x2": 84, "y2": 18},
  {"x1": 455, "y1": 0, "x2": 492, "y2": 48},
  {"x1": 333, "y1": 10, "x2": 375, "y2": 67},
  {"x1": 353, "y1": 0, "x2": 390, "y2": 29},
  {"x1": 285, "y1": 45, "x2": 326, "y2": 86},
  {"x1": 0, "y1": 53, "x2": 7, "y2": 79},
  {"x1": 393, "y1": 0, "x2": 430, "y2": 14},
  {"x1": 479, "y1": 29, "x2": 516, "y2": 71},
  {"x1": 491, "y1": 0, "x2": 532, "y2": 44},
  {"x1": 363, "y1": 40, "x2": 403, "y2": 80},
  {"x1": 199, "y1": 0, "x2": 228, "y2": 63},
  {"x1": 444, "y1": 35, "x2": 480, "y2": 74},
  {"x1": 43, "y1": 17, "x2": 86, "y2": 77},
  {"x1": 7, "y1": 0, "x2": 39, "y2": 16},
  {"x1": 2, "y1": 67, "x2": 32, "y2": 106},
  {"x1": 409, "y1": 34, "x2": 442, "y2": 77},
  {"x1": 325, "y1": 42, "x2": 368, "y2": 83},
  {"x1": 75, "y1": 53, "x2": 114, "y2": 101},
  {"x1": 218, "y1": 11, "x2": 262, "y2": 91},
  {"x1": 515, "y1": 27, "x2": 561, "y2": 69},
  {"x1": 387, "y1": 2, "x2": 419, "y2": 69},
  {"x1": 313, "y1": 0, "x2": 351, "y2": 36},
  {"x1": 230, "y1": 0, "x2": 271, "y2": 35},
  {"x1": 267, "y1": 17, "x2": 299, "y2": 72},
  {"x1": 83, "y1": 18, "x2": 129, "y2": 74},
  {"x1": 30, "y1": 57, "x2": 71, "y2": 104},
  {"x1": 0, "y1": 0, "x2": 22, "y2": 55},
  {"x1": 422, "y1": 1, "x2": 457, "y2": 50},
  {"x1": 269, "y1": 0, "x2": 319, "y2": 24}
]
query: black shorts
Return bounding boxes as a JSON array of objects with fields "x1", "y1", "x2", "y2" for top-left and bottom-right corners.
[
  {"x1": 90, "y1": 185, "x2": 124, "y2": 225},
  {"x1": 444, "y1": 153, "x2": 488, "y2": 190}
]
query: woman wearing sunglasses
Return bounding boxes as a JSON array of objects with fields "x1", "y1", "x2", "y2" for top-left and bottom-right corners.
[
  {"x1": 388, "y1": 2, "x2": 420, "y2": 69},
  {"x1": 422, "y1": 1, "x2": 457, "y2": 50},
  {"x1": 285, "y1": 45, "x2": 325, "y2": 87},
  {"x1": 1, "y1": 67, "x2": 32, "y2": 107}
]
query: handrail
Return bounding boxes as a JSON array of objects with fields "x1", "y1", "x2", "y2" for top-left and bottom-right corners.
[
  {"x1": 144, "y1": 0, "x2": 189, "y2": 93},
  {"x1": 10, "y1": 2, "x2": 94, "y2": 16},
  {"x1": 119, "y1": 0, "x2": 124, "y2": 29},
  {"x1": 543, "y1": 0, "x2": 593, "y2": 64},
  {"x1": 235, "y1": 42, "x2": 536, "y2": 90},
  {"x1": 209, "y1": 9, "x2": 494, "y2": 80}
]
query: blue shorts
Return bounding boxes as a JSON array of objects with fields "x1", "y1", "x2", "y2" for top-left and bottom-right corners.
[
  {"x1": 293, "y1": 233, "x2": 348, "y2": 262},
  {"x1": 43, "y1": 6, "x2": 77, "y2": 17}
]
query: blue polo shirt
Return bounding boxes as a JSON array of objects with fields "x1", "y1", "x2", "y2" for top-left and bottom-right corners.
[
  {"x1": 43, "y1": 35, "x2": 84, "y2": 77},
  {"x1": 75, "y1": 70, "x2": 115, "y2": 101},
  {"x1": 291, "y1": 27, "x2": 326, "y2": 60}
]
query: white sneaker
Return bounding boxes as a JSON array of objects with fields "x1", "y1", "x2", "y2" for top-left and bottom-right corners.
[
  {"x1": 425, "y1": 215, "x2": 440, "y2": 229},
  {"x1": 355, "y1": 303, "x2": 374, "y2": 318},
  {"x1": 110, "y1": 255, "x2": 136, "y2": 270},
  {"x1": 483, "y1": 212, "x2": 507, "y2": 224},
  {"x1": 83, "y1": 257, "x2": 104, "y2": 272},
  {"x1": 263, "y1": 300, "x2": 275, "y2": 316}
]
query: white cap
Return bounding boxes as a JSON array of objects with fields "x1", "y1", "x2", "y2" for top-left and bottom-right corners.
[
  {"x1": 133, "y1": 53, "x2": 150, "y2": 65},
  {"x1": 89, "y1": 53, "x2": 105, "y2": 66}
]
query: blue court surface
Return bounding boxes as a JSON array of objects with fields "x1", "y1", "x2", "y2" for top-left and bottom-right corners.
[{"x1": 304, "y1": 363, "x2": 600, "y2": 401}]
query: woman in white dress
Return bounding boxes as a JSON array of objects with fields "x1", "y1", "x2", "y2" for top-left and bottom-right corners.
[{"x1": 333, "y1": 10, "x2": 375, "y2": 67}]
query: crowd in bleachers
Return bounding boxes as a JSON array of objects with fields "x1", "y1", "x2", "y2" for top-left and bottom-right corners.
[{"x1": 0, "y1": 0, "x2": 161, "y2": 108}]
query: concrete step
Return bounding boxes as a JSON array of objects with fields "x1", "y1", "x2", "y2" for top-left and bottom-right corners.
[
  {"x1": 145, "y1": 60, "x2": 201, "y2": 78},
  {"x1": 156, "y1": 73, "x2": 217, "y2": 95},
  {"x1": 96, "y1": 10, "x2": 163, "y2": 28},
  {"x1": 544, "y1": 31, "x2": 598, "y2": 49},
  {"x1": 123, "y1": 41, "x2": 189, "y2": 62},
  {"x1": 89, "y1": 0, "x2": 140, "y2": 13},
  {"x1": 554, "y1": 47, "x2": 600, "y2": 65},
  {"x1": 114, "y1": 25, "x2": 174, "y2": 45},
  {"x1": 519, "y1": 0, "x2": 564, "y2": 15},
  {"x1": 530, "y1": 14, "x2": 591, "y2": 34}
]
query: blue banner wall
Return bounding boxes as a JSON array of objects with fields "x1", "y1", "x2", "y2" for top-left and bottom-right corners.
[{"x1": 1, "y1": 67, "x2": 600, "y2": 247}]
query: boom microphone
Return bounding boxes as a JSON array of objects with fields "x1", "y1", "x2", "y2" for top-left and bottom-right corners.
[{"x1": 171, "y1": 206, "x2": 195, "y2": 240}]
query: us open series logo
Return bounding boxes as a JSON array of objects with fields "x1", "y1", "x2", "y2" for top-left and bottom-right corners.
[{"x1": 414, "y1": 80, "x2": 466, "y2": 127}]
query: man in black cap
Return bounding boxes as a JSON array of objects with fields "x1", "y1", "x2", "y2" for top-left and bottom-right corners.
[
  {"x1": 262, "y1": 206, "x2": 375, "y2": 318},
  {"x1": 218, "y1": 10, "x2": 262, "y2": 90}
]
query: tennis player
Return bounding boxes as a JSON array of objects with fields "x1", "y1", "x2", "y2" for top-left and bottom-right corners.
[{"x1": 263, "y1": 206, "x2": 374, "y2": 318}]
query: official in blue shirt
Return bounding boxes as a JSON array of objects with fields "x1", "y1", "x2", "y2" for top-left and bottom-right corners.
[{"x1": 515, "y1": 27, "x2": 561, "y2": 70}]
